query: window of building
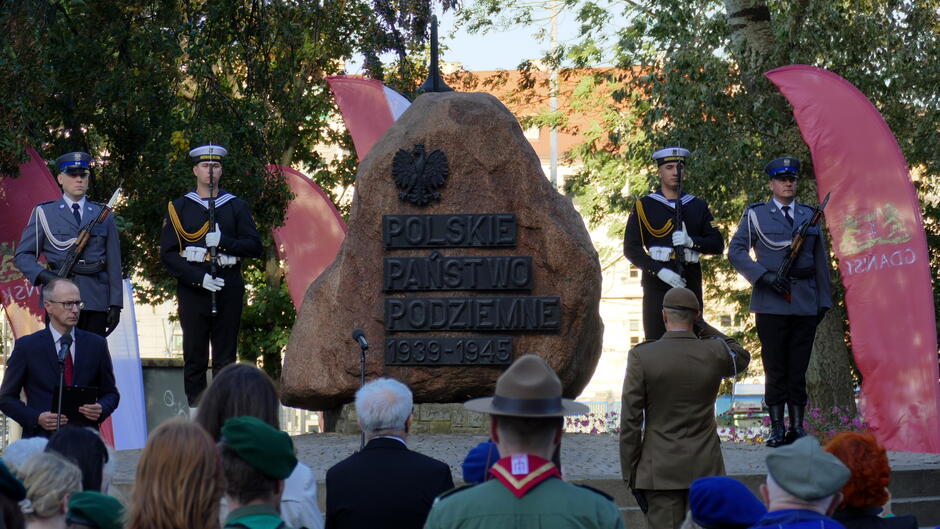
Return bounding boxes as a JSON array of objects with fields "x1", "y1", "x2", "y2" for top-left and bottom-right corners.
[
  {"x1": 720, "y1": 314, "x2": 732, "y2": 327},
  {"x1": 628, "y1": 264, "x2": 639, "y2": 278},
  {"x1": 630, "y1": 336, "x2": 640, "y2": 345},
  {"x1": 629, "y1": 319, "x2": 640, "y2": 332},
  {"x1": 523, "y1": 126, "x2": 540, "y2": 140}
]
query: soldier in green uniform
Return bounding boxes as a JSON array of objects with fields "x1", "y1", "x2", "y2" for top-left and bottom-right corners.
[
  {"x1": 424, "y1": 355, "x2": 625, "y2": 529},
  {"x1": 220, "y1": 416, "x2": 298, "y2": 529}
]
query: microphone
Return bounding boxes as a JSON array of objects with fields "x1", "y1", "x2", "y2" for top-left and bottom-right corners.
[
  {"x1": 352, "y1": 329, "x2": 369, "y2": 350},
  {"x1": 58, "y1": 333, "x2": 73, "y2": 363}
]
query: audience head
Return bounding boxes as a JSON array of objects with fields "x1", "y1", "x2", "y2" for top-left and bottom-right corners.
[
  {"x1": 355, "y1": 378, "x2": 413, "y2": 439},
  {"x1": 2, "y1": 438, "x2": 48, "y2": 476},
  {"x1": 18, "y1": 451, "x2": 82, "y2": 522},
  {"x1": 126, "y1": 418, "x2": 222, "y2": 529},
  {"x1": 682, "y1": 476, "x2": 766, "y2": 529},
  {"x1": 0, "y1": 459, "x2": 26, "y2": 529},
  {"x1": 67, "y1": 491, "x2": 124, "y2": 529},
  {"x1": 461, "y1": 440, "x2": 500, "y2": 484},
  {"x1": 824, "y1": 432, "x2": 891, "y2": 510},
  {"x1": 47, "y1": 426, "x2": 110, "y2": 492},
  {"x1": 762, "y1": 436, "x2": 850, "y2": 515},
  {"x1": 219, "y1": 416, "x2": 297, "y2": 509},
  {"x1": 195, "y1": 363, "x2": 280, "y2": 441},
  {"x1": 465, "y1": 355, "x2": 588, "y2": 459},
  {"x1": 661, "y1": 287, "x2": 700, "y2": 329}
]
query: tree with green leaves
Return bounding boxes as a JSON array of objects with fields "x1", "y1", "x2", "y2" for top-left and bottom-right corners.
[
  {"x1": 454, "y1": 0, "x2": 940, "y2": 411},
  {"x1": 0, "y1": 0, "x2": 452, "y2": 379}
]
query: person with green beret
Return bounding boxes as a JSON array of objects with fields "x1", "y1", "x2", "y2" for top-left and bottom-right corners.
[
  {"x1": 66, "y1": 491, "x2": 124, "y2": 529},
  {"x1": 0, "y1": 459, "x2": 26, "y2": 529},
  {"x1": 220, "y1": 416, "x2": 298, "y2": 529}
]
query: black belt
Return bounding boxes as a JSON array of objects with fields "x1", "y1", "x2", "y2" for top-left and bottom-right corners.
[
  {"x1": 52, "y1": 260, "x2": 106, "y2": 275},
  {"x1": 788, "y1": 267, "x2": 815, "y2": 279}
]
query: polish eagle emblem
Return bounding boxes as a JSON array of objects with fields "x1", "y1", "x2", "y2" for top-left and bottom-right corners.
[{"x1": 392, "y1": 144, "x2": 449, "y2": 206}]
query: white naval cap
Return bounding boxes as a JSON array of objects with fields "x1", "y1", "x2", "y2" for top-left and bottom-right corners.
[
  {"x1": 189, "y1": 144, "x2": 228, "y2": 164},
  {"x1": 652, "y1": 146, "x2": 691, "y2": 166}
]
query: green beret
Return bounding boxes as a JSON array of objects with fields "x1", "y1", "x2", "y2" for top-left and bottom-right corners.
[
  {"x1": 663, "y1": 287, "x2": 699, "y2": 312},
  {"x1": 766, "y1": 436, "x2": 850, "y2": 500},
  {"x1": 221, "y1": 416, "x2": 297, "y2": 480},
  {"x1": 0, "y1": 459, "x2": 25, "y2": 501},
  {"x1": 67, "y1": 491, "x2": 125, "y2": 529}
]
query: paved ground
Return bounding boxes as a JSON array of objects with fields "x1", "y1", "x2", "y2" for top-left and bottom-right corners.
[{"x1": 113, "y1": 432, "x2": 940, "y2": 484}]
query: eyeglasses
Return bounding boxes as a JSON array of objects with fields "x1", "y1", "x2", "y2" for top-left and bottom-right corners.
[{"x1": 47, "y1": 300, "x2": 84, "y2": 310}]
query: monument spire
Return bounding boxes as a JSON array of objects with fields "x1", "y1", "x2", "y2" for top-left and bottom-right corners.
[{"x1": 418, "y1": 15, "x2": 453, "y2": 93}]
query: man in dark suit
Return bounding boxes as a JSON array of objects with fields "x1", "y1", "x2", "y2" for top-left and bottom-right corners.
[
  {"x1": 15, "y1": 151, "x2": 123, "y2": 337},
  {"x1": 325, "y1": 378, "x2": 453, "y2": 529},
  {"x1": 0, "y1": 278, "x2": 120, "y2": 437}
]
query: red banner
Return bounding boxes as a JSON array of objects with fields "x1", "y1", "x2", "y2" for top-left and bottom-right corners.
[
  {"x1": 269, "y1": 165, "x2": 346, "y2": 309},
  {"x1": 326, "y1": 76, "x2": 410, "y2": 160},
  {"x1": 766, "y1": 65, "x2": 940, "y2": 453},
  {"x1": 0, "y1": 147, "x2": 61, "y2": 338}
]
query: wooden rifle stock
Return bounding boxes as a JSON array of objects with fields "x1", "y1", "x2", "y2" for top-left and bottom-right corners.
[
  {"x1": 776, "y1": 192, "x2": 831, "y2": 302},
  {"x1": 57, "y1": 188, "x2": 122, "y2": 278}
]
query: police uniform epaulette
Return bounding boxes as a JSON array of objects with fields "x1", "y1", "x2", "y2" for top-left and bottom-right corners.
[
  {"x1": 436, "y1": 483, "x2": 477, "y2": 501},
  {"x1": 747, "y1": 202, "x2": 766, "y2": 209},
  {"x1": 573, "y1": 483, "x2": 614, "y2": 501},
  {"x1": 37, "y1": 200, "x2": 56, "y2": 206}
]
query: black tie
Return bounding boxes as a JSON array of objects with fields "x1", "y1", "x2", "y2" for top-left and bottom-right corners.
[
  {"x1": 72, "y1": 203, "x2": 82, "y2": 226},
  {"x1": 782, "y1": 205, "x2": 793, "y2": 226}
]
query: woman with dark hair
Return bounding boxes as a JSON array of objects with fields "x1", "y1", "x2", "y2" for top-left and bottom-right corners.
[
  {"x1": 45, "y1": 427, "x2": 110, "y2": 492},
  {"x1": 195, "y1": 363, "x2": 323, "y2": 529},
  {"x1": 125, "y1": 418, "x2": 223, "y2": 529},
  {"x1": 824, "y1": 432, "x2": 918, "y2": 529}
]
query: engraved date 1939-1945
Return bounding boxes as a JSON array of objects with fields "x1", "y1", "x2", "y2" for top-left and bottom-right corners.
[{"x1": 385, "y1": 337, "x2": 512, "y2": 366}]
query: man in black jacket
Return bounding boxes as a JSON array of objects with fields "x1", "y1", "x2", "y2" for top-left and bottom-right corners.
[{"x1": 325, "y1": 378, "x2": 454, "y2": 529}]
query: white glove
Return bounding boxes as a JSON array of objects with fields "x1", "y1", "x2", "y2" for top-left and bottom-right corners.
[
  {"x1": 201, "y1": 273, "x2": 225, "y2": 292},
  {"x1": 684, "y1": 249, "x2": 701, "y2": 263},
  {"x1": 217, "y1": 253, "x2": 237, "y2": 267},
  {"x1": 183, "y1": 246, "x2": 207, "y2": 262},
  {"x1": 205, "y1": 224, "x2": 221, "y2": 248},
  {"x1": 672, "y1": 224, "x2": 694, "y2": 248},
  {"x1": 657, "y1": 268, "x2": 687, "y2": 288}
]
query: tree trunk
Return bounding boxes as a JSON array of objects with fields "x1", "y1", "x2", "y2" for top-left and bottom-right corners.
[{"x1": 805, "y1": 306, "x2": 857, "y2": 414}]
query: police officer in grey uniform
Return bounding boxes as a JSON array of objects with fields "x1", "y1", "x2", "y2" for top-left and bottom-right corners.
[
  {"x1": 15, "y1": 152, "x2": 122, "y2": 337},
  {"x1": 728, "y1": 157, "x2": 832, "y2": 447}
]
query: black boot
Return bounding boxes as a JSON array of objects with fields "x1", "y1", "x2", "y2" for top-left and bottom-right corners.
[
  {"x1": 766, "y1": 404, "x2": 787, "y2": 447},
  {"x1": 785, "y1": 404, "x2": 807, "y2": 444}
]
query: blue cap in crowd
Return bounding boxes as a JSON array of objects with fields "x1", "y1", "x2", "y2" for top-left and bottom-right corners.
[
  {"x1": 689, "y1": 476, "x2": 767, "y2": 529},
  {"x1": 461, "y1": 440, "x2": 499, "y2": 484}
]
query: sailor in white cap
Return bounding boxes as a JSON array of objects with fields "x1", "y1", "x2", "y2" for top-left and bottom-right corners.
[
  {"x1": 14, "y1": 151, "x2": 123, "y2": 336},
  {"x1": 160, "y1": 144, "x2": 262, "y2": 410},
  {"x1": 623, "y1": 146, "x2": 724, "y2": 340}
]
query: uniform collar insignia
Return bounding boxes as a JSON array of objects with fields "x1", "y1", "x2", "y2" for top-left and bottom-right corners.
[
  {"x1": 489, "y1": 454, "x2": 560, "y2": 498},
  {"x1": 649, "y1": 191, "x2": 695, "y2": 209},
  {"x1": 185, "y1": 190, "x2": 236, "y2": 209}
]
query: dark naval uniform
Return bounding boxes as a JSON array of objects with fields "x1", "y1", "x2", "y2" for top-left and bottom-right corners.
[
  {"x1": 160, "y1": 189, "x2": 262, "y2": 405},
  {"x1": 727, "y1": 157, "x2": 832, "y2": 446},
  {"x1": 624, "y1": 191, "x2": 724, "y2": 340},
  {"x1": 15, "y1": 199, "x2": 122, "y2": 336}
]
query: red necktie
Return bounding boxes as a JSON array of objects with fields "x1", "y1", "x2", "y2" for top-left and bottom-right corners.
[{"x1": 63, "y1": 343, "x2": 74, "y2": 386}]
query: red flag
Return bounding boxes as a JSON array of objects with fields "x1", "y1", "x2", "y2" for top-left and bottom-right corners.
[
  {"x1": 766, "y1": 65, "x2": 940, "y2": 453},
  {"x1": 269, "y1": 165, "x2": 347, "y2": 309},
  {"x1": 326, "y1": 76, "x2": 411, "y2": 160},
  {"x1": 0, "y1": 147, "x2": 61, "y2": 337}
]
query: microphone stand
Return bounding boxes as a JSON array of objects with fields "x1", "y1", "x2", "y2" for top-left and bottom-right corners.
[
  {"x1": 56, "y1": 356, "x2": 65, "y2": 431},
  {"x1": 358, "y1": 338, "x2": 368, "y2": 450}
]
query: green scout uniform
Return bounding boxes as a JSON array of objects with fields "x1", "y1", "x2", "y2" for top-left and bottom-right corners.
[
  {"x1": 424, "y1": 455, "x2": 624, "y2": 529},
  {"x1": 224, "y1": 504, "x2": 293, "y2": 529}
]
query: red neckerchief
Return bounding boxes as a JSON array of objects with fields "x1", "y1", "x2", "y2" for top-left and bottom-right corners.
[{"x1": 489, "y1": 454, "x2": 561, "y2": 498}]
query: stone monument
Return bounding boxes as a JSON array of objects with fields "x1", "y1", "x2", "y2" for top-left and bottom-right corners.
[{"x1": 281, "y1": 91, "x2": 603, "y2": 410}]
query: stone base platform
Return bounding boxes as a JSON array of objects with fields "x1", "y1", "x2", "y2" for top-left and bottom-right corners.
[{"x1": 112, "y1": 433, "x2": 940, "y2": 527}]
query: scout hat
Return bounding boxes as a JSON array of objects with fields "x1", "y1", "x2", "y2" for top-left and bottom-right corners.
[
  {"x1": 766, "y1": 436, "x2": 851, "y2": 500},
  {"x1": 221, "y1": 416, "x2": 297, "y2": 480},
  {"x1": 189, "y1": 144, "x2": 228, "y2": 164},
  {"x1": 689, "y1": 476, "x2": 767, "y2": 529},
  {"x1": 0, "y1": 460, "x2": 25, "y2": 502},
  {"x1": 464, "y1": 355, "x2": 589, "y2": 417},
  {"x1": 652, "y1": 147, "x2": 690, "y2": 166},
  {"x1": 764, "y1": 157, "x2": 801, "y2": 179},
  {"x1": 662, "y1": 287, "x2": 699, "y2": 313},
  {"x1": 67, "y1": 491, "x2": 125, "y2": 529},
  {"x1": 55, "y1": 152, "x2": 92, "y2": 175}
]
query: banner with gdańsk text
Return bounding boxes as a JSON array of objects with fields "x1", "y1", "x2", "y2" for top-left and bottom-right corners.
[{"x1": 767, "y1": 65, "x2": 939, "y2": 453}]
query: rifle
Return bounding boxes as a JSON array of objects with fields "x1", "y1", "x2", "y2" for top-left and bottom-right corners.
[
  {"x1": 776, "y1": 192, "x2": 831, "y2": 302},
  {"x1": 672, "y1": 162, "x2": 685, "y2": 275},
  {"x1": 208, "y1": 149, "x2": 218, "y2": 316},
  {"x1": 57, "y1": 188, "x2": 122, "y2": 279}
]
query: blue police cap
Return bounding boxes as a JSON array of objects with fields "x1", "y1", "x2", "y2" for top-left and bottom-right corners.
[
  {"x1": 55, "y1": 152, "x2": 92, "y2": 174},
  {"x1": 764, "y1": 157, "x2": 801, "y2": 179},
  {"x1": 689, "y1": 476, "x2": 767, "y2": 529},
  {"x1": 653, "y1": 147, "x2": 691, "y2": 166},
  {"x1": 189, "y1": 145, "x2": 228, "y2": 164}
]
